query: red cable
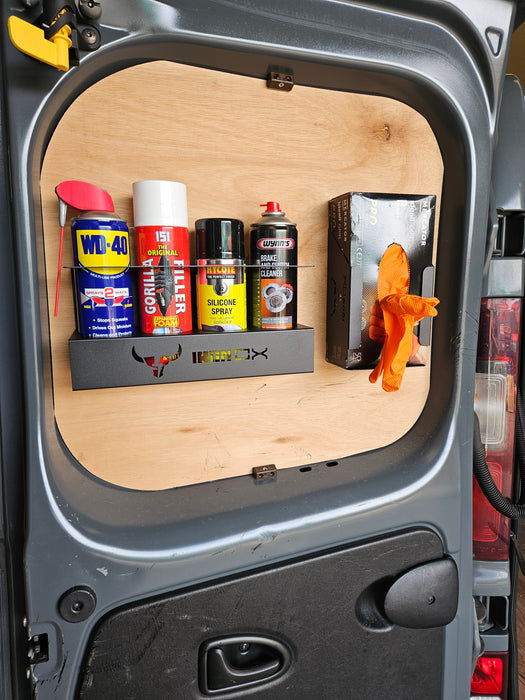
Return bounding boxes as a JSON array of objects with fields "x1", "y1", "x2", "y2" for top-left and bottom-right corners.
[{"x1": 54, "y1": 225, "x2": 64, "y2": 317}]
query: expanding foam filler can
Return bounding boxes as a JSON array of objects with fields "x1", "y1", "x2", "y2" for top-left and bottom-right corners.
[{"x1": 133, "y1": 180, "x2": 192, "y2": 335}]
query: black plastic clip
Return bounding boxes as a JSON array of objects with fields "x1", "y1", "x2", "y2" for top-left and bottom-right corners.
[
  {"x1": 28, "y1": 634, "x2": 49, "y2": 665},
  {"x1": 510, "y1": 530, "x2": 525, "y2": 576}
]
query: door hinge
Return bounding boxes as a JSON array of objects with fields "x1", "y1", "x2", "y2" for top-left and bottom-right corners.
[
  {"x1": 252, "y1": 464, "x2": 277, "y2": 480},
  {"x1": 266, "y1": 72, "x2": 294, "y2": 92}
]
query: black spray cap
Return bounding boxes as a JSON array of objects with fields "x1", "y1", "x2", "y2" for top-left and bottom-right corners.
[{"x1": 195, "y1": 218, "x2": 245, "y2": 259}]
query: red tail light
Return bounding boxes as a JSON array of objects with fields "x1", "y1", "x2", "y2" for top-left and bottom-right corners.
[
  {"x1": 472, "y1": 461, "x2": 504, "y2": 545},
  {"x1": 471, "y1": 652, "x2": 508, "y2": 697},
  {"x1": 473, "y1": 298, "x2": 521, "y2": 560}
]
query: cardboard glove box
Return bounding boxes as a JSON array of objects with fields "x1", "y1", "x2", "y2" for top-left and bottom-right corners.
[{"x1": 326, "y1": 192, "x2": 436, "y2": 370}]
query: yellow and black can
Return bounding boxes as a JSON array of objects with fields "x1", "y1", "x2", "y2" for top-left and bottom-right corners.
[{"x1": 195, "y1": 218, "x2": 247, "y2": 332}]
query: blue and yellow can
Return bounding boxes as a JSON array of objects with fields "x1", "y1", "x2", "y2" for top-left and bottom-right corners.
[{"x1": 71, "y1": 211, "x2": 134, "y2": 338}]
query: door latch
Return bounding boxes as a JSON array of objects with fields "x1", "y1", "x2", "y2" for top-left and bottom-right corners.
[
  {"x1": 199, "y1": 635, "x2": 292, "y2": 694},
  {"x1": 8, "y1": 0, "x2": 102, "y2": 72},
  {"x1": 28, "y1": 633, "x2": 49, "y2": 665}
]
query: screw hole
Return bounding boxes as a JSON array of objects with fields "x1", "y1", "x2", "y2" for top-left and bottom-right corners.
[
  {"x1": 326, "y1": 461, "x2": 339, "y2": 467},
  {"x1": 299, "y1": 466, "x2": 312, "y2": 473}
]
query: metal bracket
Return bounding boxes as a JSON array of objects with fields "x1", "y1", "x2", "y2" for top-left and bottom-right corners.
[
  {"x1": 27, "y1": 634, "x2": 49, "y2": 665},
  {"x1": 266, "y1": 72, "x2": 294, "y2": 92},
  {"x1": 252, "y1": 464, "x2": 277, "y2": 480}
]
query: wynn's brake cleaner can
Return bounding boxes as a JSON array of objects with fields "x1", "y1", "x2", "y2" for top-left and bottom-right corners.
[
  {"x1": 71, "y1": 211, "x2": 134, "y2": 338},
  {"x1": 195, "y1": 218, "x2": 247, "y2": 332},
  {"x1": 133, "y1": 180, "x2": 192, "y2": 335},
  {"x1": 250, "y1": 201, "x2": 297, "y2": 329}
]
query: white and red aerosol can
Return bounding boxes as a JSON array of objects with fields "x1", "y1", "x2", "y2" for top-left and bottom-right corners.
[{"x1": 133, "y1": 180, "x2": 192, "y2": 334}]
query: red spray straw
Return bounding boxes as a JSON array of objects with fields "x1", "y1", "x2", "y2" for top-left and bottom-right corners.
[
  {"x1": 54, "y1": 222, "x2": 65, "y2": 317},
  {"x1": 53, "y1": 181, "x2": 114, "y2": 316},
  {"x1": 260, "y1": 201, "x2": 282, "y2": 213}
]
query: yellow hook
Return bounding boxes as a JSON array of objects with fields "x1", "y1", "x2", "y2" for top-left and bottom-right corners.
[{"x1": 8, "y1": 15, "x2": 72, "y2": 72}]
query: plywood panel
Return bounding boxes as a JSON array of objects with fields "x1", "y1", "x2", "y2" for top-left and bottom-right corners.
[{"x1": 41, "y1": 61, "x2": 443, "y2": 490}]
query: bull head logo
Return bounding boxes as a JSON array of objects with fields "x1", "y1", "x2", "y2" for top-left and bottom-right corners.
[{"x1": 132, "y1": 345, "x2": 182, "y2": 378}]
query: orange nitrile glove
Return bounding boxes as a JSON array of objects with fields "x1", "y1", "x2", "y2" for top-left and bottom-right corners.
[{"x1": 369, "y1": 243, "x2": 439, "y2": 392}]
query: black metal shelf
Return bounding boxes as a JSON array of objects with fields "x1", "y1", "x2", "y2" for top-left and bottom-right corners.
[{"x1": 68, "y1": 325, "x2": 314, "y2": 390}]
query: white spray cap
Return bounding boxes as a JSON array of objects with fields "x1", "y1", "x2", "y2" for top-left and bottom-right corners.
[{"x1": 132, "y1": 180, "x2": 188, "y2": 227}]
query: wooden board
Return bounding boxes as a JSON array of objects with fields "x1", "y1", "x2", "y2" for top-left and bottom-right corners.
[{"x1": 41, "y1": 60, "x2": 443, "y2": 490}]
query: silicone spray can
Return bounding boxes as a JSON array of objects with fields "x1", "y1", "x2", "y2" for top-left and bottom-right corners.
[
  {"x1": 133, "y1": 180, "x2": 192, "y2": 335},
  {"x1": 195, "y1": 218, "x2": 247, "y2": 332},
  {"x1": 250, "y1": 201, "x2": 297, "y2": 329},
  {"x1": 55, "y1": 180, "x2": 134, "y2": 338}
]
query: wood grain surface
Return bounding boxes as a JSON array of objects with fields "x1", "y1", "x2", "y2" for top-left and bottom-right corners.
[{"x1": 41, "y1": 60, "x2": 443, "y2": 490}]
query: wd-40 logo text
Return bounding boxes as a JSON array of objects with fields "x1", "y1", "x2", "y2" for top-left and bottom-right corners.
[
  {"x1": 132, "y1": 345, "x2": 182, "y2": 378},
  {"x1": 192, "y1": 347, "x2": 269, "y2": 363},
  {"x1": 256, "y1": 238, "x2": 295, "y2": 250},
  {"x1": 76, "y1": 229, "x2": 130, "y2": 274}
]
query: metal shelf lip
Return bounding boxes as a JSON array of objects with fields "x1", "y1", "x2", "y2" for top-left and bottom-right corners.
[{"x1": 68, "y1": 325, "x2": 314, "y2": 389}]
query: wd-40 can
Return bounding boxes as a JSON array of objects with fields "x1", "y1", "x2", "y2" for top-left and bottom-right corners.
[
  {"x1": 196, "y1": 218, "x2": 247, "y2": 332},
  {"x1": 71, "y1": 211, "x2": 134, "y2": 338},
  {"x1": 133, "y1": 181, "x2": 192, "y2": 335},
  {"x1": 250, "y1": 201, "x2": 297, "y2": 329}
]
